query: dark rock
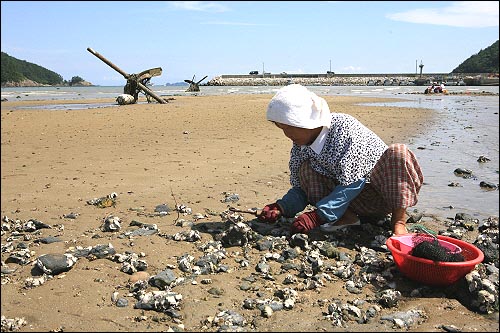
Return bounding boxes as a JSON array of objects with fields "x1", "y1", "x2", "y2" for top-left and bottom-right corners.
[
  {"x1": 318, "y1": 242, "x2": 339, "y2": 259},
  {"x1": 208, "y1": 287, "x2": 224, "y2": 296},
  {"x1": 35, "y1": 236, "x2": 62, "y2": 244},
  {"x1": 36, "y1": 253, "x2": 77, "y2": 275},
  {"x1": 280, "y1": 248, "x2": 299, "y2": 260},
  {"x1": 27, "y1": 219, "x2": 52, "y2": 230},
  {"x1": 90, "y1": 244, "x2": 116, "y2": 259},
  {"x1": 116, "y1": 298, "x2": 129, "y2": 307},
  {"x1": 474, "y1": 238, "x2": 499, "y2": 264},
  {"x1": 289, "y1": 233, "x2": 308, "y2": 249},
  {"x1": 479, "y1": 181, "x2": 497, "y2": 190},
  {"x1": 63, "y1": 212, "x2": 78, "y2": 219},
  {"x1": 255, "y1": 238, "x2": 273, "y2": 251},
  {"x1": 150, "y1": 269, "x2": 177, "y2": 290},
  {"x1": 154, "y1": 204, "x2": 171, "y2": 213},
  {"x1": 454, "y1": 168, "x2": 475, "y2": 179}
]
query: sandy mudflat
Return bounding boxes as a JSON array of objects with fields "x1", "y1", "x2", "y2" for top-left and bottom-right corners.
[{"x1": 1, "y1": 95, "x2": 498, "y2": 332}]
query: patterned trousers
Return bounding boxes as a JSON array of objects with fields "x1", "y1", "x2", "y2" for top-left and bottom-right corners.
[{"x1": 298, "y1": 144, "x2": 424, "y2": 216}]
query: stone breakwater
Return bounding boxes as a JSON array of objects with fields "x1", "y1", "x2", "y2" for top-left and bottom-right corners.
[
  {"x1": 207, "y1": 75, "x2": 423, "y2": 86},
  {"x1": 207, "y1": 73, "x2": 499, "y2": 86}
]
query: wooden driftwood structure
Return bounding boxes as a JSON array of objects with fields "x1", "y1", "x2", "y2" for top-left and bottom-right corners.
[
  {"x1": 185, "y1": 74, "x2": 208, "y2": 92},
  {"x1": 87, "y1": 47, "x2": 167, "y2": 104}
]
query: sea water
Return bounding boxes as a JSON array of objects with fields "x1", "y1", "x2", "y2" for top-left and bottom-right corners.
[
  {"x1": 2, "y1": 84, "x2": 497, "y2": 101},
  {"x1": 2, "y1": 85, "x2": 498, "y2": 220},
  {"x1": 358, "y1": 92, "x2": 499, "y2": 221}
]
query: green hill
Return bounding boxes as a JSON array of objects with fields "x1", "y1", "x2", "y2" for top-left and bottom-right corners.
[
  {"x1": 1, "y1": 52, "x2": 64, "y2": 85},
  {"x1": 452, "y1": 40, "x2": 499, "y2": 74}
]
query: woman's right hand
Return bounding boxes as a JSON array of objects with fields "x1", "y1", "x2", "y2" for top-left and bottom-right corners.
[{"x1": 258, "y1": 203, "x2": 282, "y2": 222}]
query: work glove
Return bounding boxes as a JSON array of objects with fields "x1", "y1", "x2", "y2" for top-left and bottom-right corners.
[
  {"x1": 258, "y1": 203, "x2": 282, "y2": 222},
  {"x1": 291, "y1": 211, "x2": 323, "y2": 234}
]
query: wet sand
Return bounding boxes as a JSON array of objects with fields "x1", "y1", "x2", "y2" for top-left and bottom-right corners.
[{"x1": 1, "y1": 95, "x2": 498, "y2": 332}]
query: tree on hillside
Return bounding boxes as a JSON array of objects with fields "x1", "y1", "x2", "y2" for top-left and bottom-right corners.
[
  {"x1": 70, "y1": 76, "x2": 84, "y2": 86},
  {"x1": 1, "y1": 52, "x2": 24, "y2": 82},
  {"x1": 1, "y1": 52, "x2": 63, "y2": 85},
  {"x1": 452, "y1": 40, "x2": 499, "y2": 73}
]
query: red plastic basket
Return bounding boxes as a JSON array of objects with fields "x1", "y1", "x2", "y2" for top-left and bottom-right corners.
[{"x1": 386, "y1": 234, "x2": 484, "y2": 286}]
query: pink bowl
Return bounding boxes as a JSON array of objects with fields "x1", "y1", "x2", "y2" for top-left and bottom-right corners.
[{"x1": 390, "y1": 234, "x2": 462, "y2": 254}]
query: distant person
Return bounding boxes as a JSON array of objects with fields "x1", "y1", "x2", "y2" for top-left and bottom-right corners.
[
  {"x1": 439, "y1": 82, "x2": 447, "y2": 94},
  {"x1": 258, "y1": 84, "x2": 424, "y2": 236},
  {"x1": 424, "y1": 83, "x2": 435, "y2": 94},
  {"x1": 433, "y1": 82, "x2": 443, "y2": 93}
]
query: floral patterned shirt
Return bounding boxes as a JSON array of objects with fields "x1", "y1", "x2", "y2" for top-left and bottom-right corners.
[{"x1": 289, "y1": 113, "x2": 388, "y2": 187}]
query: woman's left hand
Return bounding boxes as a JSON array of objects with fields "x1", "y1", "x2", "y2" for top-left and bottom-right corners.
[{"x1": 291, "y1": 211, "x2": 322, "y2": 234}]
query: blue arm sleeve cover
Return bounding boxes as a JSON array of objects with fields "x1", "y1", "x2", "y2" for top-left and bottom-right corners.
[
  {"x1": 315, "y1": 178, "x2": 366, "y2": 223},
  {"x1": 276, "y1": 186, "x2": 309, "y2": 218}
]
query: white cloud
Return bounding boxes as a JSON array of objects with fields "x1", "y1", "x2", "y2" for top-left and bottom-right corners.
[
  {"x1": 170, "y1": 1, "x2": 229, "y2": 13},
  {"x1": 387, "y1": 1, "x2": 499, "y2": 28}
]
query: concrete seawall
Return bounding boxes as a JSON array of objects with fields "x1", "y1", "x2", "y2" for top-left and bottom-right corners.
[{"x1": 206, "y1": 73, "x2": 497, "y2": 86}]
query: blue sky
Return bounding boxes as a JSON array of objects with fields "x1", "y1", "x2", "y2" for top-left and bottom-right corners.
[{"x1": 1, "y1": 1, "x2": 498, "y2": 86}]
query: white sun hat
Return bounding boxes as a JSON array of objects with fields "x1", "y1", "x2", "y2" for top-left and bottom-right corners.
[{"x1": 266, "y1": 84, "x2": 332, "y2": 129}]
